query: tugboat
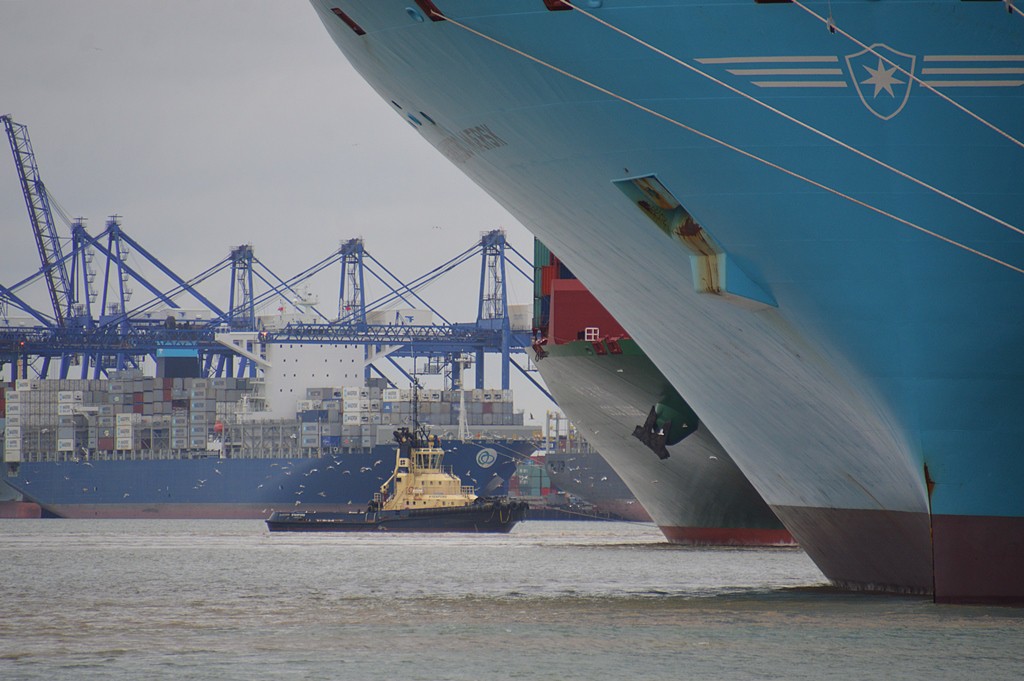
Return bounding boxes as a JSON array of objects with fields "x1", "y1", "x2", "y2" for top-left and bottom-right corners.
[{"x1": 266, "y1": 426, "x2": 528, "y2": 533}]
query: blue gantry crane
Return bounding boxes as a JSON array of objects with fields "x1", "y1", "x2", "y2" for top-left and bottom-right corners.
[
  {"x1": 2, "y1": 115, "x2": 74, "y2": 328},
  {"x1": 0, "y1": 116, "x2": 550, "y2": 400},
  {"x1": 268, "y1": 230, "x2": 548, "y2": 396}
]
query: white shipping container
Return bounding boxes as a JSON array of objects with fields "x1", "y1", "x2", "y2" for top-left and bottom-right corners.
[
  {"x1": 3, "y1": 447, "x2": 22, "y2": 462},
  {"x1": 343, "y1": 387, "x2": 360, "y2": 399},
  {"x1": 5, "y1": 403, "x2": 20, "y2": 416},
  {"x1": 4, "y1": 391, "x2": 20, "y2": 403},
  {"x1": 5, "y1": 425, "x2": 21, "y2": 439},
  {"x1": 5, "y1": 414, "x2": 20, "y2": 426},
  {"x1": 343, "y1": 414, "x2": 361, "y2": 425},
  {"x1": 57, "y1": 404, "x2": 75, "y2": 416},
  {"x1": 115, "y1": 439, "x2": 133, "y2": 450},
  {"x1": 57, "y1": 438, "x2": 75, "y2": 451},
  {"x1": 382, "y1": 389, "x2": 400, "y2": 402}
]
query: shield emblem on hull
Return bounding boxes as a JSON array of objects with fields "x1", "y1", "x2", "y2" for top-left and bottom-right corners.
[{"x1": 845, "y1": 44, "x2": 916, "y2": 120}]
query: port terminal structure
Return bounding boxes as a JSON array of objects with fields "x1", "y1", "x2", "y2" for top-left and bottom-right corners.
[{"x1": 0, "y1": 115, "x2": 548, "y2": 398}]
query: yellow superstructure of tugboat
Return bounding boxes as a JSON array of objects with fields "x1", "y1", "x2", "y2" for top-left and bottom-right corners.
[
  {"x1": 266, "y1": 426, "x2": 528, "y2": 533},
  {"x1": 370, "y1": 430, "x2": 478, "y2": 512}
]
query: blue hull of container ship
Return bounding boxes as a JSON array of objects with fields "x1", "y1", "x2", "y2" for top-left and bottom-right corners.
[
  {"x1": 308, "y1": 0, "x2": 1024, "y2": 602},
  {"x1": 1, "y1": 440, "x2": 529, "y2": 519}
]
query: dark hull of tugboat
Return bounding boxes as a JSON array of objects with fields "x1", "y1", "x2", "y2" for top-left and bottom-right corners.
[{"x1": 265, "y1": 499, "x2": 528, "y2": 533}]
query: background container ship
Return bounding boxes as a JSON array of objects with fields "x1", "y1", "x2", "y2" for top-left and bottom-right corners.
[
  {"x1": 1, "y1": 364, "x2": 534, "y2": 519},
  {"x1": 541, "y1": 420, "x2": 651, "y2": 523},
  {"x1": 533, "y1": 243, "x2": 791, "y2": 545},
  {"x1": 310, "y1": 1, "x2": 1024, "y2": 603}
]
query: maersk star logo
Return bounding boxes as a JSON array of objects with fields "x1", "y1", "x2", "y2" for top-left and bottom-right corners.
[
  {"x1": 860, "y1": 59, "x2": 903, "y2": 97},
  {"x1": 846, "y1": 44, "x2": 915, "y2": 120}
]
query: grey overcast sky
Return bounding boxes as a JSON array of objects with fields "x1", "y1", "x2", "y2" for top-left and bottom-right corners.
[{"x1": 0, "y1": 1, "x2": 553, "y2": 421}]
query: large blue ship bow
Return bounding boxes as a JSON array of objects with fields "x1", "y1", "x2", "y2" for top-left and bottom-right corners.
[{"x1": 309, "y1": 0, "x2": 1024, "y2": 603}]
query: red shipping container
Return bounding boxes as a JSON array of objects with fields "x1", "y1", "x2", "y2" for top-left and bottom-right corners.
[
  {"x1": 548, "y1": 279, "x2": 627, "y2": 345},
  {"x1": 540, "y1": 264, "x2": 557, "y2": 296}
]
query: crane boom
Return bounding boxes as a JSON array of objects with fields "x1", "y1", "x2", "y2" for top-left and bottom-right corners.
[{"x1": 3, "y1": 114, "x2": 72, "y2": 326}]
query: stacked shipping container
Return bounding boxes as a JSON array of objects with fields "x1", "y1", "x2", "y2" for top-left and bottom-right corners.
[{"x1": 2, "y1": 374, "x2": 527, "y2": 463}]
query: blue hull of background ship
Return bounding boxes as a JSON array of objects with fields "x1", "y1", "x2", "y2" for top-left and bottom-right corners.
[
  {"x1": 1, "y1": 374, "x2": 534, "y2": 519},
  {"x1": 4, "y1": 447, "x2": 524, "y2": 519},
  {"x1": 311, "y1": 0, "x2": 1024, "y2": 603}
]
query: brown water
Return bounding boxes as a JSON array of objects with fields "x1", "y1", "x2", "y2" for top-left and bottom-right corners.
[{"x1": 0, "y1": 520, "x2": 1021, "y2": 680}]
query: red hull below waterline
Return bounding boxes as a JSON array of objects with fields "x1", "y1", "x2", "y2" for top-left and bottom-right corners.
[
  {"x1": 775, "y1": 505, "x2": 933, "y2": 594},
  {"x1": 0, "y1": 501, "x2": 42, "y2": 519},
  {"x1": 660, "y1": 525, "x2": 795, "y2": 546},
  {"x1": 932, "y1": 514, "x2": 1024, "y2": 605}
]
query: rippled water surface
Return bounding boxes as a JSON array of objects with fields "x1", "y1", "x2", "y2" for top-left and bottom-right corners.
[{"x1": 1, "y1": 520, "x2": 1021, "y2": 680}]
